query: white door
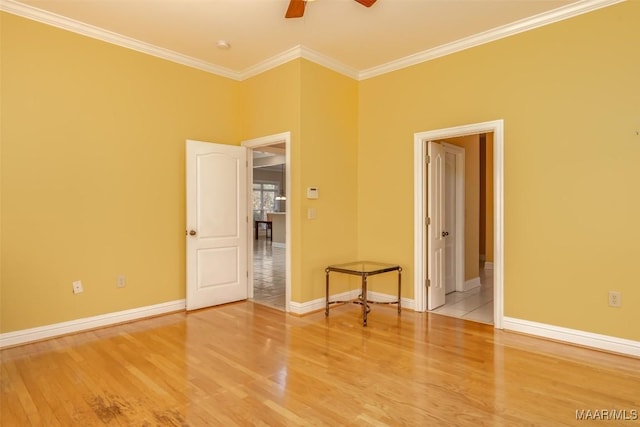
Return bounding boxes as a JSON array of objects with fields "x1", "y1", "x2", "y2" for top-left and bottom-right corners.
[
  {"x1": 186, "y1": 140, "x2": 248, "y2": 310},
  {"x1": 444, "y1": 151, "x2": 456, "y2": 294},
  {"x1": 428, "y1": 141, "x2": 446, "y2": 310}
]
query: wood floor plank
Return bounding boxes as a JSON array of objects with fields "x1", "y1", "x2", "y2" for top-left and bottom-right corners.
[{"x1": 1, "y1": 301, "x2": 638, "y2": 426}]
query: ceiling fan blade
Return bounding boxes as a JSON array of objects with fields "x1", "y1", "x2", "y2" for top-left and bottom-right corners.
[
  {"x1": 285, "y1": 0, "x2": 306, "y2": 18},
  {"x1": 354, "y1": 0, "x2": 377, "y2": 7}
]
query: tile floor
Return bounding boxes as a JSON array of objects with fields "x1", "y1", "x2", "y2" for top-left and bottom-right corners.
[
  {"x1": 252, "y1": 231, "x2": 286, "y2": 311},
  {"x1": 431, "y1": 267, "x2": 494, "y2": 324}
]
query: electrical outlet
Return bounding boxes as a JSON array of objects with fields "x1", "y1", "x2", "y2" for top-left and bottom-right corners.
[
  {"x1": 117, "y1": 275, "x2": 126, "y2": 288},
  {"x1": 72, "y1": 280, "x2": 84, "y2": 294},
  {"x1": 608, "y1": 291, "x2": 621, "y2": 307}
]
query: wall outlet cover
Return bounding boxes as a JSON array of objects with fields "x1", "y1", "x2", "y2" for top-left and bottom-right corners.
[{"x1": 72, "y1": 280, "x2": 84, "y2": 294}]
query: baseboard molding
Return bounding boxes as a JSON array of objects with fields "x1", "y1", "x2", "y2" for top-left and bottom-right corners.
[
  {"x1": 503, "y1": 317, "x2": 640, "y2": 358},
  {"x1": 289, "y1": 290, "x2": 414, "y2": 315},
  {"x1": 483, "y1": 262, "x2": 494, "y2": 270},
  {"x1": 0, "y1": 299, "x2": 186, "y2": 349},
  {"x1": 462, "y1": 277, "x2": 481, "y2": 292},
  {"x1": 272, "y1": 242, "x2": 285, "y2": 248}
]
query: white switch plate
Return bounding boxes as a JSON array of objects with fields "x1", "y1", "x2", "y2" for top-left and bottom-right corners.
[
  {"x1": 307, "y1": 208, "x2": 317, "y2": 219},
  {"x1": 117, "y1": 275, "x2": 126, "y2": 288}
]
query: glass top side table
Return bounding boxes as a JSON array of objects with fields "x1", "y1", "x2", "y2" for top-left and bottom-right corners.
[{"x1": 325, "y1": 261, "x2": 402, "y2": 326}]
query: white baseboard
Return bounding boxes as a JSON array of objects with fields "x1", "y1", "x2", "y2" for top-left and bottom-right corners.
[
  {"x1": 0, "y1": 299, "x2": 186, "y2": 349},
  {"x1": 483, "y1": 262, "x2": 494, "y2": 270},
  {"x1": 272, "y1": 242, "x2": 285, "y2": 248},
  {"x1": 289, "y1": 290, "x2": 414, "y2": 315},
  {"x1": 462, "y1": 276, "x2": 481, "y2": 292},
  {"x1": 503, "y1": 316, "x2": 640, "y2": 358}
]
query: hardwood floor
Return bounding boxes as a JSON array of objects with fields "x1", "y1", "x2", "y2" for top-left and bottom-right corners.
[{"x1": 1, "y1": 302, "x2": 638, "y2": 426}]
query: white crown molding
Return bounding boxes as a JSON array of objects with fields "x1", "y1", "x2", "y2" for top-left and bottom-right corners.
[
  {"x1": 358, "y1": 0, "x2": 626, "y2": 80},
  {"x1": 2, "y1": 0, "x2": 624, "y2": 82},
  {"x1": 238, "y1": 45, "x2": 360, "y2": 80},
  {"x1": 239, "y1": 45, "x2": 303, "y2": 80},
  {"x1": 0, "y1": 0, "x2": 242, "y2": 81},
  {"x1": 300, "y1": 46, "x2": 360, "y2": 80},
  {"x1": 503, "y1": 316, "x2": 640, "y2": 358},
  {"x1": 0, "y1": 299, "x2": 186, "y2": 348}
]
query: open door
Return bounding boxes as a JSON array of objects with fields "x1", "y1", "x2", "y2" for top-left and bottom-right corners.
[
  {"x1": 186, "y1": 140, "x2": 248, "y2": 310},
  {"x1": 427, "y1": 141, "x2": 446, "y2": 310}
]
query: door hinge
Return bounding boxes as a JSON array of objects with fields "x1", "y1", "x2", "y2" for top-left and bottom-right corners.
[
  {"x1": 426, "y1": 217, "x2": 431, "y2": 226},
  {"x1": 425, "y1": 279, "x2": 430, "y2": 288},
  {"x1": 426, "y1": 155, "x2": 431, "y2": 164}
]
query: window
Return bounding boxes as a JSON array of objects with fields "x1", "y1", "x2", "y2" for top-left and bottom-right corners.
[{"x1": 253, "y1": 182, "x2": 278, "y2": 220}]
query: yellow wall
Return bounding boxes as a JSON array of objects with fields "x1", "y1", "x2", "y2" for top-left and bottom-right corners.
[
  {"x1": 358, "y1": 1, "x2": 639, "y2": 340},
  {"x1": 3, "y1": 1, "x2": 639, "y2": 343},
  {"x1": 1, "y1": 13, "x2": 241, "y2": 331},
  {"x1": 240, "y1": 60, "x2": 303, "y2": 300},
  {"x1": 298, "y1": 60, "x2": 359, "y2": 301},
  {"x1": 239, "y1": 59, "x2": 359, "y2": 303}
]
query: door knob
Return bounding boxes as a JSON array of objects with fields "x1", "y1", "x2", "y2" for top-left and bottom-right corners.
[{"x1": 189, "y1": 230, "x2": 197, "y2": 236}]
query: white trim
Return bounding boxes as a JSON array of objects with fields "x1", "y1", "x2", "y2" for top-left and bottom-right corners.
[
  {"x1": 300, "y1": 46, "x2": 360, "y2": 80},
  {"x1": 413, "y1": 140, "x2": 427, "y2": 315},
  {"x1": 503, "y1": 317, "x2": 640, "y2": 358},
  {"x1": 1, "y1": 0, "x2": 623, "y2": 82},
  {"x1": 239, "y1": 46, "x2": 302, "y2": 80},
  {"x1": 289, "y1": 290, "x2": 355, "y2": 315},
  {"x1": 289, "y1": 290, "x2": 413, "y2": 315},
  {"x1": 414, "y1": 120, "x2": 504, "y2": 329},
  {"x1": 367, "y1": 291, "x2": 415, "y2": 311},
  {"x1": 289, "y1": 300, "x2": 325, "y2": 316},
  {"x1": 358, "y1": 0, "x2": 625, "y2": 80},
  {"x1": 0, "y1": 0, "x2": 241, "y2": 81},
  {"x1": 0, "y1": 300, "x2": 186, "y2": 349},
  {"x1": 463, "y1": 277, "x2": 481, "y2": 292},
  {"x1": 239, "y1": 45, "x2": 360, "y2": 81},
  {"x1": 484, "y1": 262, "x2": 494, "y2": 270},
  {"x1": 242, "y1": 132, "x2": 292, "y2": 313},
  {"x1": 272, "y1": 242, "x2": 286, "y2": 248}
]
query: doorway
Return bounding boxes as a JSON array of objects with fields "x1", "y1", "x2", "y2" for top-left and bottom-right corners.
[
  {"x1": 242, "y1": 132, "x2": 291, "y2": 312},
  {"x1": 433, "y1": 136, "x2": 493, "y2": 323},
  {"x1": 414, "y1": 120, "x2": 504, "y2": 328}
]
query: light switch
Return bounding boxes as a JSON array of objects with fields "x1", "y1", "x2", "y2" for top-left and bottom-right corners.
[{"x1": 307, "y1": 208, "x2": 317, "y2": 219}]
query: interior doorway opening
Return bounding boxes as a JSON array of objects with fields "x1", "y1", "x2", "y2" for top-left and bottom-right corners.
[
  {"x1": 414, "y1": 120, "x2": 504, "y2": 328},
  {"x1": 242, "y1": 132, "x2": 291, "y2": 312},
  {"x1": 430, "y1": 135, "x2": 493, "y2": 324}
]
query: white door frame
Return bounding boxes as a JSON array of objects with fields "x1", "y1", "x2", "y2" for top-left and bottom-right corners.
[
  {"x1": 242, "y1": 131, "x2": 292, "y2": 313},
  {"x1": 442, "y1": 143, "x2": 465, "y2": 293},
  {"x1": 414, "y1": 120, "x2": 504, "y2": 328}
]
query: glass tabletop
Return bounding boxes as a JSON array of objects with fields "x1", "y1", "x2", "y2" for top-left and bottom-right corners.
[{"x1": 326, "y1": 261, "x2": 401, "y2": 275}]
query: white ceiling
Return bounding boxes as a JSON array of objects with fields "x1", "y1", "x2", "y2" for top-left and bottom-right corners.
[{"x1": 3, "y1": 0, "x2": 618, "y2": 80}]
